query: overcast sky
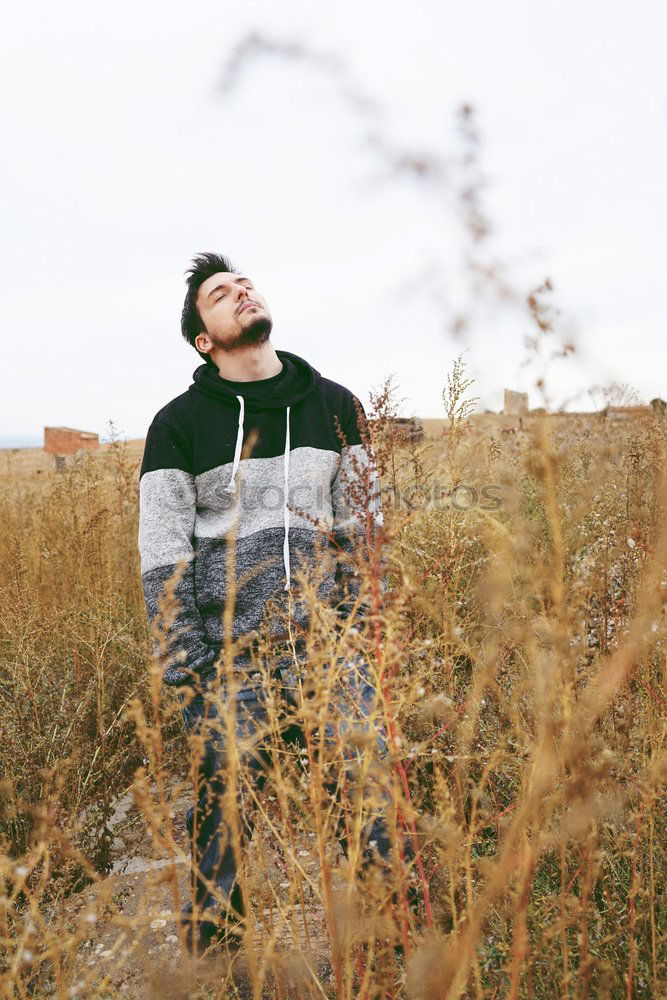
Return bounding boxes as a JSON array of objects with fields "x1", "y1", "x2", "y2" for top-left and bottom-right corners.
[{"x1": 1, "y1": 1, "x2": 665, "y2": 444}]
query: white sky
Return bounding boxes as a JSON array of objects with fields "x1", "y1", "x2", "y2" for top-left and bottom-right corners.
[{"x1": 1, "y1": 0, "x2": 666, "y2": 442}]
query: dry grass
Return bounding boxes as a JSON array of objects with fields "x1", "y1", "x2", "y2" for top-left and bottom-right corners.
[{"x1": 0, "y1": 363, "x2": 665, "y2": 999}]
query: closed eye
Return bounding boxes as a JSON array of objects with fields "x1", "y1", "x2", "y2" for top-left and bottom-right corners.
[{"x1": 210, "y1": 279, "x2": 253, "y2": 304}]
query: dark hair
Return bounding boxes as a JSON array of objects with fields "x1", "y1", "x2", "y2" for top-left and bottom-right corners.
[{"x1": 181, "y1": 252, "x2": 240, "y2": 365}]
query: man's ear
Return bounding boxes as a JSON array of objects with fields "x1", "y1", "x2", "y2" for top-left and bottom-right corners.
[{"x1": 195, "y1": 331, "x2": 211, "y2": 355}]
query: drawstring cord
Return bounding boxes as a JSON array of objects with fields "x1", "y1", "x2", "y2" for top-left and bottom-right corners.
[
  {"x1": 283, "y1": 405, "x2": 291, "y2": 591},
  {"x1": 224, "y1": 394, "x2": 245, "y2": 492}
]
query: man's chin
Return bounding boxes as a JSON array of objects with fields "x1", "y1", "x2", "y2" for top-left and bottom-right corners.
[{"x1": 215, "y1": 317, "x2": 273, "y2": 353}]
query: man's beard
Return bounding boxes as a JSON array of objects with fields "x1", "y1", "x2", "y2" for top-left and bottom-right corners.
[{"x1": 209, "y1": 315, "x2": 273, "y2": 353}]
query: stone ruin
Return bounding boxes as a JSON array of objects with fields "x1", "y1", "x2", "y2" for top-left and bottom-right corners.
[{"x1": 503, "y1": 390, "x2": 529, "y2": 416}]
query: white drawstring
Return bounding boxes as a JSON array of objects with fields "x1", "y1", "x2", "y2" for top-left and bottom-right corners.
[
  {"x1": 283, "y1": 405, "x2": 291, "y2": 591},
  {"x1": 224, "y1": 394, "x2": 292, "y2": 592},
  {"x1": 224, "y1": 394, "x2": 245, "y2": 492}
]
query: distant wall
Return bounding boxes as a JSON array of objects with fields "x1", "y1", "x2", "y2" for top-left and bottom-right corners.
[
  {"x1": 44, "y1": 427, "x2": 99, "y2": 455},
  {"x1": 604, "y1": 406, "x2": 654, "y2": 422}
]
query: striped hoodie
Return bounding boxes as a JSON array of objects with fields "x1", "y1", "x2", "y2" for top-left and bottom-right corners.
[{"x1": 138, "y1": 350, "x2": 383, "y2": 687}]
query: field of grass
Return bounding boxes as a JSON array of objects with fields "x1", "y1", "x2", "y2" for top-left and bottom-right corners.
[{"x1": 0, "y1": 365, "x2": 665, "y2": 999}]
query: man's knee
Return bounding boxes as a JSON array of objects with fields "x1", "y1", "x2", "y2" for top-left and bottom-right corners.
[
  {"x1": 363, "y1": 815, "x2": 393, "y2": 864},
  {"x1": 362, "y1": 816, "x2": 414, "y2": 867}
]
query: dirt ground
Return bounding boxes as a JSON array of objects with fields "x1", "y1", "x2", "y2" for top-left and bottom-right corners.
[{"x1": 36, "y1": 774, "x2": 344, "y2": 999}]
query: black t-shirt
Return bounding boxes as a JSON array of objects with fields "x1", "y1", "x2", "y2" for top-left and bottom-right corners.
[{"x1": 215, "y1": 362, "x2": 287, "y2": 404}]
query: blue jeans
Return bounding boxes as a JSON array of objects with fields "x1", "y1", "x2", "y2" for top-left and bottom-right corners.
[{"x1": 177, "y1": 651, "x2": 397, "y2": 910}]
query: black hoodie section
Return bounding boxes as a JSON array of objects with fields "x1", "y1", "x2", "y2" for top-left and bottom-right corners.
[{"x1": 190, "y1": 349, "x2": 320, "y2": 412}]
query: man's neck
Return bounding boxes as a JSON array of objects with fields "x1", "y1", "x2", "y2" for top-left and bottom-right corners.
[{"x1": 212, "y1": 344, "x2": 283, "y2": 382}]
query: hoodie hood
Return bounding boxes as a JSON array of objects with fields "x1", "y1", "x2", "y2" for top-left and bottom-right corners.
[
  {"x1": 188, "y1": 350, "x2": 321, "y2": 594},
  {"x1": 189, "y1": 349, "x2": 320, "y2": 411}
]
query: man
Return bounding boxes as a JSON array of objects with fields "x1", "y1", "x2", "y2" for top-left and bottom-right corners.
[{"x1": 138, "y1": 253, "x2": 405, "y2": 955}]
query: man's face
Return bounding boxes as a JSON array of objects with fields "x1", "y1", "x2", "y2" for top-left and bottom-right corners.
[{"x1": 195, "y1": 272, "x2": 273, "y2": 356}]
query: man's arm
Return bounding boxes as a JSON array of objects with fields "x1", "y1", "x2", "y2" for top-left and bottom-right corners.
[
  {"x1": 331, "y1": 396, "x2": 386, "y2": 634},
  {"x1": 138, "y1": 417, "x2": 217, "y2": 686}
]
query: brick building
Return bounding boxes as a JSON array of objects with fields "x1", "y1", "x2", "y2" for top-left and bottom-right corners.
[{"x1": 44, "y1": 426, "x2": 99, "y2": 455}]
